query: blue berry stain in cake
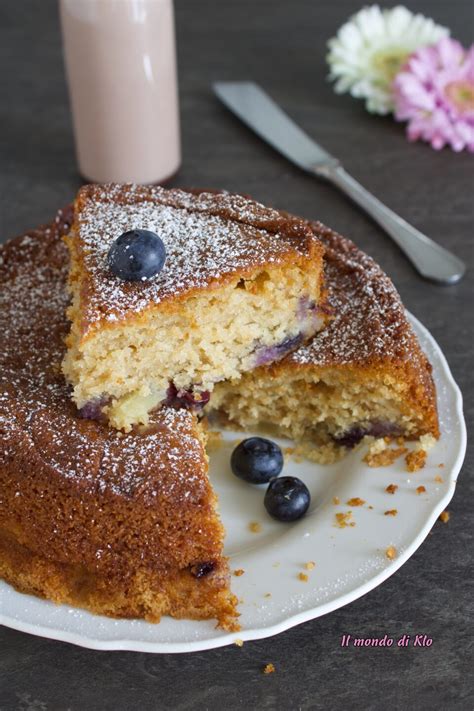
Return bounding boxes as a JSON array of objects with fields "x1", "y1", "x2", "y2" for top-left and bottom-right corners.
[
  {"x1": 254, "y1": 333, "x2": 304, "y2": 367},
  {"x1": 107, "y1": 229, "x2": 166, "y2": 281},
  {"x1": 231, "y1": 437, "x2": 284, "y2": 484},
  {"x1": 164, "y1": 383, "x2": 211, "y2": 411},
  {"x1": 333, "y1": 421, "x2": 404, "y2": 449},
  {"x1": 264, "y1": 476, "x2": 311, "y2": 522}
]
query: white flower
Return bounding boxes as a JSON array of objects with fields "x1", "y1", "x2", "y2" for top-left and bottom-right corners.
[{"x1": 327, "y1": 5, "x2": 449, "y2": 114}]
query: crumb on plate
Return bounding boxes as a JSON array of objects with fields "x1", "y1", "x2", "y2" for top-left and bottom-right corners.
[
  {"x1": 385, "y1": 545, "x2": 397, "y2": 560},
  {"x1": 406, "y1": 449, "x2": 427, "y2": 472},
  {"x1": 385, "y1": 484, "x2": 398, "y2": 494},
  {"x1": 364, "y1": 438, "x2": 407, "y2": 468},
  {"x1": 439, "y1": 510, "x2": 450, "y2": 524},
  {"x1": 335, "y1": 511, "x2": 354, "y2": 528},
  {"x1": 205, "y1": 430, "x2": 223, "y2": 451},
  {"x1": 249, "y1": 522, "x2": 262, "y2": 533},
  {"x1": 347, "y1": 497, "x2": 365, "y2": 506}
]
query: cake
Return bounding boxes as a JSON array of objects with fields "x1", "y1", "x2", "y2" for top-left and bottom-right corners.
[
  {"x1": 62, "y1": 184, "x2": 326, "y2": 431},
  {"x1": 0, "y1": 197, "x2": 440, "y2": 629},
  {"x1": 210, "y1": 221, "x2": 439, "y2": 463},
  {"x1": 0, "y1": 212, "x2": 239, "y2": 630}
]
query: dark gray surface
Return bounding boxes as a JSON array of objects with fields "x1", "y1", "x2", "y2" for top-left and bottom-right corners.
[{"x1": 1, "y1": 1, "x2": 473, "y2": 709}]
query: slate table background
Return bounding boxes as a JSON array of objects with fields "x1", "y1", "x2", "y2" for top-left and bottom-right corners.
[{"x1": 1, "y1": 1, "x2": 473, "y2": 708}]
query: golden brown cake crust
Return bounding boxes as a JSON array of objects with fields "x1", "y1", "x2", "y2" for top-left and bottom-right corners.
[
  {"x1": 71, "y1": 184, "x2": 325, "y2": 338},
  {"x1": 265, "y1": 220, "x2": 439, "y2": 438},
  {"x1": 0, "y1": 212, "x2": 238, "y2": 629}
]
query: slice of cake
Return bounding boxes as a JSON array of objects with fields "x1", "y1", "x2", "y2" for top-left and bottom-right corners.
[
  {"x1": 62, "y1": 184, "x2": 326, "y2": 431},
  {"x1": 210, "y1": 222, "x2": 439, "y2": 463},
  {"x1": 0, "y1": 213, "x2": 238, "y2": 630}
]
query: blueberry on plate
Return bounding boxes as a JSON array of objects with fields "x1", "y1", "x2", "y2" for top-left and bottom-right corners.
[
  {"x1": 264, "y1": 476, "x2": 311, "y2": 522},
  {"x1": 230, "y1": 437, "x2": 283, "y2": 484},
  {"x1": 107, "y1": 229, "x2": 166, "y2": 281}
]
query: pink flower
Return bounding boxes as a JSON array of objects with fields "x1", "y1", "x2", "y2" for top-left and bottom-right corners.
[{"x1": 393, "y1": 37, "x2": 474, "y2": 152}]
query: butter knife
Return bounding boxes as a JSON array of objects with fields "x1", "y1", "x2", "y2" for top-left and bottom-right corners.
[{"x1": 213, "y1": 81, "x2": 465, "y2": 285}]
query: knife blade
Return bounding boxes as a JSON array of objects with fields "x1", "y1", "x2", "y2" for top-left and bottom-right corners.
[
  {"x1": 213, "y1": 81, "x2": 338, "y2": 172},
  {"x1": 213, "y1": 81, "x2": 465, "y2": 285}
]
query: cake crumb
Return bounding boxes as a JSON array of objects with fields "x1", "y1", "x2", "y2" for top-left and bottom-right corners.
[
  {"x1": 438, "y1": 463, "x2": 445, "y2": 468},
  {"x1": 332, "y1": 496, "x2": 340, "y2": 505},
  {"x1": 298, "y1": 572, "x2": 309, "y2": 582},
  {"x1": 439, "y1": 510, "x2": 450, "y2": 524},
  {"x1": 416, "y1": 485, "x2": 426, "y2": 495},
  {"x1": 385, "y1": 484, "x2": 398, "y2": 494},
  {"x1": 335, "y1": 511, "x2": 353, "y2": 528},
  {"x1": 434, "y1": 475, "x2": 444, "y2": 483},
  {"x1": 234, "y1": 569, "x2": 245, "y2": 577},
  {"x1": 364, "y1": 440, "x2": 407, "y2": 468},
  {"x1": 234, "y1": 639, "x2": 244, "y2": 647},
  {"x1": 368, "y1": 505, "x2": 374, "y2": 510},
  {"x1": 289, "y1": 445, "x2": 305, "y2": 462},
  {"x1": 249, "y1": 522, "x2": 262, "y2": 533},
  {"x1": 347, "y1": 497, "x2": 365, "y2": 506},
  {"x1": 406, "y1": 449, "x2": 427, "y2": 472},
  {"x1": 385, "y1": 545, "x2": 397, "y2": 560},
  {"x1": 264, "y1": 592, "x2": 272, "y2": 598},
  {"x1": 396, "y1": 436, "x2": 405, "y2": 446},
  {"x1": 304, "y1": 561, "x2": 316, "y2": 570},
  {"x1": 384, "y1": 509, "x2": 398, "y2": 516},
  {"x1": 206, "y1": 430, "x2": 223, "y2": 452},
  {"x1": 418, "y1": 434, "x2": 437, "y2": 452},
  {"x1": 263, "y1": 663, "x2": 275, "y2": 675}
]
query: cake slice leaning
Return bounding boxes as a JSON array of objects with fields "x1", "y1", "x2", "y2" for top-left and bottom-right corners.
[
  {"x1": 0, "y1": 213, "x2": 238, "y2": 631},
  {"x1": 210, "y1": 222, "x2": 439, "y2": 463},
  {"x1": 62, "y1": 184, "x2": 326, "y2": 431}
]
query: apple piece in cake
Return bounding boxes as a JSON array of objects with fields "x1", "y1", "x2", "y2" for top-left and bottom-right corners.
[
  {"x1": 210, "y1": 222, "x2": 439, "y2": 463},
  {"x1": 62, "y1": 184, "x2": 326, "y2": 431}
]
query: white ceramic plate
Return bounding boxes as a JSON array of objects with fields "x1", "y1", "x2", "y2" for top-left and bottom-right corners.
[{"x1": 0, "y1": 314, "x2": 466, "y2": 652}]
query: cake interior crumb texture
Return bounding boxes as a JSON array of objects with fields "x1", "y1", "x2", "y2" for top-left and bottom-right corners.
[
  {"x1": 210, "y1": 222, "x2": 439, "y2": 464},
  {"x1": 62, "y1": 185, "x2": 325, "y2": 431},
  {"x1": 0, "y1": 214, "x2": 239, "y2": 631}
]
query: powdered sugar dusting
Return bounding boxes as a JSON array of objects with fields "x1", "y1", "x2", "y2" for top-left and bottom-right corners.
[
  {"x1": 74, "y1": 184, "x2": 318, "y2": 329},
  {"x1": 0, "y1": 215, "x2": 207, "y2": 503},
  {"x1": 290, "y1": 223, "x2": 419, "y2": 368}
]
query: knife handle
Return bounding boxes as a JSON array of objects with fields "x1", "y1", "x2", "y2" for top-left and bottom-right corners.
[{"x1": 317, "y1": 165, "x2": 465, "y2": 285}]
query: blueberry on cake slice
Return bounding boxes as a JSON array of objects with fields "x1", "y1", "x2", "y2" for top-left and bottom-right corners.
[
  {"x1": 210, "y1": 223, "x2": 439, "y2": 463},
  {"x1": 62, "y1": 184, "x2": 326, "y2": 431},
  {"x1": 0, "y1": 214, "x2": 238, "y2": 630}
]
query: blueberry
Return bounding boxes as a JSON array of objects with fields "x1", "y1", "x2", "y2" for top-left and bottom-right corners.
[
  {"x1": 107, "y1": 229, "x2": 166, "y2": 281},
  {"x1": 230, "y1": 437, "x2": 283, "y2": 484},
  {"x1": 264, "y1": 476, "x2": 310, "y2": 522}
]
